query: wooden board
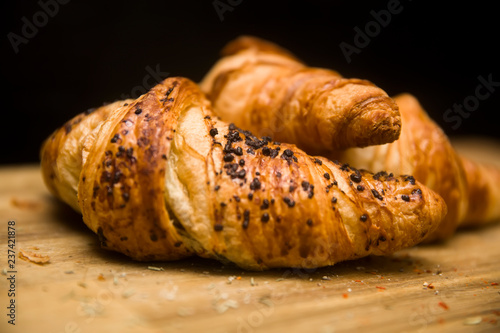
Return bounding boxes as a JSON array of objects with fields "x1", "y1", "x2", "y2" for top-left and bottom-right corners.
[{"x1": 1, "y1": 138, "x2": 500, "y2": 333}]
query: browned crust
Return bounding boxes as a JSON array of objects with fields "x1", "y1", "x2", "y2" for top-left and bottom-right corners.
[
  {"x1": 460, "y1": 156, "x2": 500, "y2": 225},
  {"x1": 77, "y1": 78, "x2": 208, "y2": 261},
  {"x1": 200, "y1": 36, "x2": 401, "y2": 152},
  {"x1": 166, "y1": 103, "x2": 446, "y2": 270},
  {"x1": 330, "y1": 93, "x2": 470, "y2": 241},
  {"x1": 40, "y1": 78, "x2": 447, "y2": 270},
  {"x1": 220, "y1": 35, "x2": 301, "y2": 61}
]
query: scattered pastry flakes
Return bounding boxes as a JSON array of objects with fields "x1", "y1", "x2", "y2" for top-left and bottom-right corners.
[
  {"x1": 438, "y1": 301, "x2": 449, "y2": 310},
  {"x1": 463, "y1": 316, "x2": 482, "y2": 325},
  {"x1": 19, "y1": 248, "x2": 50, "y2": 264},
  {"x1": 147, "y1": 266, "x2": 164, "y2": 271}
]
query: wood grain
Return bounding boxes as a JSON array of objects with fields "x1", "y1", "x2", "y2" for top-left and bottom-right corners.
[{"x1": 1, "y1": 138, "x2": 499, "y2": 333}]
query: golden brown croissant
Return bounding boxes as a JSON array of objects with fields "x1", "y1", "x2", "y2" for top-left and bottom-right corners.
[
  {"x1": 199, "y1": 36, "x2": 402, "y2": 154},
  {"x1": 331, "y1": 94, "x2": 500, "y2": 240},
  {"x1": 201, "y1": 38, "x2": 500, "y2": 241},
  {"x1": 41, "y1": 77, "x2": 447, "y2": 270}
]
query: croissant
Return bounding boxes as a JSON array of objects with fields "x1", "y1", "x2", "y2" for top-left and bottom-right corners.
[
  {"x1": 332, "y1": 94, "x2": 500, "y2": 240},
  {"x1": 40, "y1": 77, "x2": 447, "y2": 270},
  {"x1": 199, "y1": 36, "x2": 402, "y2": 154},
  {"x1": 202, "y1": 37, "x2": 500, "y2": 241}
]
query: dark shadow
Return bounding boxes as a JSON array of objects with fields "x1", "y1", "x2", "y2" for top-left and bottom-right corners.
[
  {"x1": 44, "y1": 193, "x2": 92, "y2": 234},
  {"x1": 83, "y1": 240, "x2": 439, "y2": 281}
]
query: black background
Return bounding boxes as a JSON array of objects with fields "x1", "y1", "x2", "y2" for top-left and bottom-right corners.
[{"x1": 2, "y1": 0, "x2": 499, "y2": 165}]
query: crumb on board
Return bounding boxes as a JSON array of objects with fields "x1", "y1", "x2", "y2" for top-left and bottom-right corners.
[
  {"x1": 147, "y1": 266, "x2": 164, "y2": 271},
  {"x1": 438, "y1": 301, "x2": 449, "y2": 310},
  {"x1": 463, "y1": 316, "x2": 482, "y2": 325},
  {"x1": 19, "y1": 248, "x2": 50, "y2": 264},
  {"x1": 10, "y1": 197, "x2": 41, "y2": 210}
]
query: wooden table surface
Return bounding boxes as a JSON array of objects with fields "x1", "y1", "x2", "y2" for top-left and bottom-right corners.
[{"x1": 1, "y1": 138, "x2": 500, "y2": 333}]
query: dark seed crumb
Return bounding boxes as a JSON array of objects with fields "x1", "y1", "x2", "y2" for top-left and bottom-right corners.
[
  {"x1": 360, "y1": 214, "x2": 368, "y2": 222},
  {"x1": 262, "y1": 147, "x2": 271, "y2": 156},
  {"x1": 242, "y1": 210, "x2": 250, "y2": 229},
  {"x1": 209, "y1": 128, "x2": 218, "y2": 137},
  {"x1": 270, "y1": 148, "x2": 280, "y2": 158},
  {"x1": 357, "y1": 185, "x2": 364, "y2": 191},
  {"x1": 214, "y1": 185, "x2": 220, "y2": 191},
  {"x1": 373, "y1": 171, "x2": 388, "y2": 180},
  {"x1": 261, "y1": 213, "x2": 270, "y2": 223},
  {"x1": 401, "y1": 194, "x2": 410, "y2": 202},
  {"x1": 250, "y1": 178, "x2": 261, "y2": 190},
  {"x1": 165, "y1": 86, "x2": 174, "y2": 97},
  {"x1": 301, "y1": 181, "x2": 310, "y2": 191},
  {"x1": 223, "y1": 154, "x2": 234, "y2": 162},
  {"x1": 233, "y1": 195, "x2": 241, "y2": 202},
  {"x1": 314, "y1": 158, "x2": 322, "y2": 165},
  {"x1": 283, "y1": 197, "x2": 295, "y2": 208},
  {"x1": 214, "y1": 224, "x2": 223, "y2": 231},
  {"x1": 350, "y1": 171, "x2": 362, "y2": 183},
  {"x1": 126, "y1": 147, "x2": 134, "y2": 158},
  {"x1": 371, "y1": 189, "x2": 384, "y2": 201},
  {"x1": 331, "y1": 197, "x2": 337, "y2": 203},
  {"x1": 324, "y1": 173, "x2": 330, "y2": 180},
  {"x1": 239, "y1": 159, "x2": 245, "y2": 166},
  {"x1": 248, "y1": 193, "x2": 253, "y2": 200},
  {"x1": 110, "y1": 134, "x2": 120, "y2": 143},
  {"x1": 306, "y1": 219, "x2": 313, "y2": 226},
  {"x1": 412, "y1": 188, "x2": 422, "y2": 196},
  {"x1": 260, "y1": 199, "x2": 269, "y2": 210},
  {"x1": 134, "y1": 108, "x2": 142, "y2": 115},
  {"x1": 233, "y1": 146, "x2": 243, "y2": 156},
  {"x1": 404, "y1": 175, "x2": 416, "y2": 185}
]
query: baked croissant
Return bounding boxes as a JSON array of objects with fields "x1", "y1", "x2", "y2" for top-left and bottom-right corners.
[
  {"x1": 201, "y1": 37, "x2": 500, "y2": 241},
  {"x1": 40, "y1": 77, "x2": 447, "y2": 270},
  {"x1": 199, "y1": 36, "x2": 402, "y2": 154},
  {"x1": 332, "y1": 94, "x2": 500, "y2": 240}
]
